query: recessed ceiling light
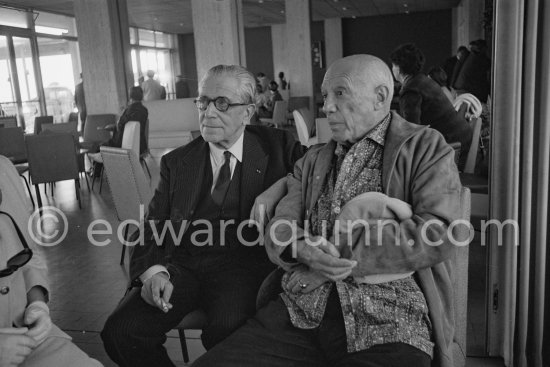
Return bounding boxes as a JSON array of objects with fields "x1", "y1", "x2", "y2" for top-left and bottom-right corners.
[
  {"x1": 342, "y1": 6, "x2": 347, "y2": 10},
  {"x1": 352, "y1": 15, "x2": 356, "y2": 19},
  {"x1": 280, "y1": 10, "x2": 285, "y2": 13},
  {"x1": 259, "y1": 0, "x2": 263, "y2": 3},
  {"x1": 404, "y1": 3, "x2": 408, "y2": 7},
  {"x1": 154, "y1": 17, "x2": 158, "y2": 21},
  {"x1": 179, "y1": 23, "x2": 184, "y2": 26}
]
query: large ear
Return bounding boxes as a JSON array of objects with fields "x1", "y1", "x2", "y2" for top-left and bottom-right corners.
[
  {"x1": 243, "y1": 103, "x2": 256, "y2": 125},
  {"x1": 374, "y1": 85, "x2": 391, "y2": 110}
]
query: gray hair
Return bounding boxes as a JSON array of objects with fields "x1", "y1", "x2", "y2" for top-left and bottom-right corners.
[{"x1": 199, "y1": 65, "x2": 257, "y2": 104}]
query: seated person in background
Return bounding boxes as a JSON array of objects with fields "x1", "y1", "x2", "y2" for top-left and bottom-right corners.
[
  {"x1": 107, "y1": 86, "x2": 149, "y2": 156},
  {"x1": 101, "y1": 64, "x2": 305, "y2": 367},
  {"x1": 453, "y1": 39, "x2": 491, "y2": 103},
  {"x1": 192, "y1": 54, "x2": 462, "y2": 367},
  {"x1": 256, "y1": 72, "x2": 270, "y2": 94},
  {"x1": 88, "y1": 86, "x2": 148, "y2": 176},
  {"x1": 390, "y1": 43, "x2": 472, "y2": 171},
  {"x1": 258, "y1": 81, "x2": 283, "y2": 118},
  {"x1": 428, "y1": 66, "x2": 455, "y2": 102},
  {"x1": 0, "y1": 156, "x2": 101, "y2": 367}
]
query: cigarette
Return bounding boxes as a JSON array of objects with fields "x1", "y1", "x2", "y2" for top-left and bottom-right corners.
[{"x1": 160, "y1": 299, "x2": 169, "y2": 312}]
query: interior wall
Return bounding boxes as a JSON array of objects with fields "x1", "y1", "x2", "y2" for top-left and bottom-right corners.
[
  {"x1": 244, "y1": 26, "x2": 274, "y2": 80},
  {"x1": 342, "y1": 9, "x2": 453, "y2": 72},
  {"x1": 311, "y1": 20, "x2": 325, "y2": 102}
]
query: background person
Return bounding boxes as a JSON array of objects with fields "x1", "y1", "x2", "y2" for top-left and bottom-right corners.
[
  {"x1": 142, "y1": 70, "x2": 164, "y2": 101},
  {"x1": 390, "y1": 43, "x2": 472, "y2": 170},
  {"x1": 74, "y1": 73, "x2": 87, "y2": 132}
]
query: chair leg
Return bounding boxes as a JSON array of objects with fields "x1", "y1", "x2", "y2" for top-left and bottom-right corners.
[
  {"x1": 75, "y1": 180, "x2": 82, "y2": 209},
  {"x1": 83, "y1": 172, "x2": 90, "y2": 192},
  {"x1": 120, "y1": 224, "x2": 128, "y2": 265},
  {"x1": 99, "y1": 166, "x2": 104, "y2": 194},
  {"x1": 20, "y1": 174, "x2": 35, "y2": 208},
  {"x1": 141, "y1": 158, "x2": 152, "y2": 179},
  {"x1": 177, "y1": 328, "x2": 190, "y2": 363},
  {"x1": 34, "y1": 184, "x2": 42, "y2": 209}
]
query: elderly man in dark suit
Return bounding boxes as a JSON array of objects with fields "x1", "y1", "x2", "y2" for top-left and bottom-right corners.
[{"x1": 101, "y1": 64, "x2": 304, "y2": 367}]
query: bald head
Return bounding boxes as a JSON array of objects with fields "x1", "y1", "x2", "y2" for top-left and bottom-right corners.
[
  {"x1": 321, "y1": 55, "x2": 394, "y2": 144},
  {"x1": 324, "y1": 55, "x2": 394, "y2": 110}
]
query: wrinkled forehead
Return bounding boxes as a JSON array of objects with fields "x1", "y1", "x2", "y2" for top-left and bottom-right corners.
[
  {"x1": 199, "y1": 75, "x2": 241, "y2": 99},
  {"x1": 322, "y1": 61, "x2": 366, "y2": 91},
  {"x1": 321, "y1": 71, "x2": 354, "y2": 90}
]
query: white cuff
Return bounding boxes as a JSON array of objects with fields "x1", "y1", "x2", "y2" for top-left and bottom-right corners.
[
  {"x1": 140, "y1": 265, "x2": 170, "y2": 283},
  {"x1": 27, "y1": 301, "x2": 49, "y2": 314}
]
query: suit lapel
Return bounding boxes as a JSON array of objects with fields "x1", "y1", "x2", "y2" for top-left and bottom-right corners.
[
  {"x1": 172, "y1": 139, "x2": 209, "y2": 218},
  {"x1": 240, "y1": 130, "x2": 268, "y2": 218}
]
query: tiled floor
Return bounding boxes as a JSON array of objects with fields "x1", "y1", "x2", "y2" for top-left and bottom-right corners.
[{"x1": 22, "y1": 146, "x2": 502, "y2": 366}]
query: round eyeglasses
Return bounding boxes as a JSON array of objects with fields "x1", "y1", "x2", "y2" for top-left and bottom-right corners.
[
  {"x1": 0, "y1": 210, "x2": 33, "y2": 278},
  {"x1": 194, "y1": 96, "x2": 249, "y2": 112},
  {"x1": 0, "y1": 248, "x2": 33, "y2": 278}
]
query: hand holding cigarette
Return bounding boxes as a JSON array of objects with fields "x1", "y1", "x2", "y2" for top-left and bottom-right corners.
[{"x1": 141, "y1": 272, "x2": 174, "y2": 313}]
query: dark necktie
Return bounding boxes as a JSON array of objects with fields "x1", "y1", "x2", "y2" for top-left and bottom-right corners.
[{"x1": 211, "y1": 151, "x2": 232, "y2": 206}]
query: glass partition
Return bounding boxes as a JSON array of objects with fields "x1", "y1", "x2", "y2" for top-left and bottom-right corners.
[{"x1": 37, "y1": 37, "x2": 79, "y2": 123}]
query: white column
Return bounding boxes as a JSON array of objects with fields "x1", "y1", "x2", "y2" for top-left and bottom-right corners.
[
  {"x1": 191, "y1": 0, "x2": 246, "y2": 80},
  {"x1": 324, "y1": 18, "x2": 343, "y2": 68},
  {"x1": 285, "y1": 0, "x2": 313, "y2": 111},
  {"x1": 74, "y1": 0, "x2": 132, "y2": 114}
]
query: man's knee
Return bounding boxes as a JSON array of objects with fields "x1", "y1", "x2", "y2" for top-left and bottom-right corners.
[
  {"x1": 101, "y1": 311, "x2": 136, "y2": 350},
  {"x1": 201, "y1": 319, "x2": 247, "y2": 350}
]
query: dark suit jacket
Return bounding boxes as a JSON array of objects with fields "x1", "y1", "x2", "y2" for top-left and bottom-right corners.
[
  {"x1": 453, "y1": 51, "x2": 491, "y2": 102},
  {"x1": 399, "y1": 73, "x2": 471, "y2": 146},
  {"x1": 110, "y1": 102, "x2": 149, "y2": 155},
  {"x1": 129, "y1": 125, "x2": 304, "y2": 281}
]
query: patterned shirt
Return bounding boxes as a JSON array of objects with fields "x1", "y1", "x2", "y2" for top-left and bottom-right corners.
[{"x1": 281, "y1": 114, "x2": 434, "y2": 357}]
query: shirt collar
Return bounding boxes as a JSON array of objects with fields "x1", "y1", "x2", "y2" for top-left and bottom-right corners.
[
  {"x1": 365, "y1": 112, "x2": 391, "y2": 147},
  {"x1": 209, "y1": 131, "x2": 244, "y2": 163}
]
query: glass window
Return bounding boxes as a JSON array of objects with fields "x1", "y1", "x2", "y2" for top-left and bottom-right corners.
[
  {"x1": 34, "y1": 11, "x2": 77, "y2": 37},
  {"x1": 37, "y1": 37, "x2": 81, "y2": 123},
  {"x1": 138, "y1": 29, "x2": 155, "y2": 47},
  {"x1": 0, "y1": 7, "x2": 30, "y2": 29},
  {"x1": 154, "y1": 31, "x2": 173, "y2": 48}
]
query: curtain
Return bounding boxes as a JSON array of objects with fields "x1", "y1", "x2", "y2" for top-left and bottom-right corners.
[{"x1": 491, "y1": 0, "x2": 550, "y2": 366}]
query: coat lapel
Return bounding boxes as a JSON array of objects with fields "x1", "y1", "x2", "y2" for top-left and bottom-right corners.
[
  {"x1": 172, "y1": 139, "x2": 209, "y2": 218},
  {"x1": 308, "y1": 140, "x2": 336, "y2": 213},
  {"x1": 240, "y1": 130, "x2": 268, "y2": 218}
]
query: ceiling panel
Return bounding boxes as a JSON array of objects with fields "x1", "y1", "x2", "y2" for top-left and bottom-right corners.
[{"x1": 1, "y1": 0, "x2": 460, "y2": 35}]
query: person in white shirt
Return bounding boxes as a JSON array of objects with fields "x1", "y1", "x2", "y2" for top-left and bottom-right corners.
[{"x1": 141, "y1": 70, "x2": 165, "y2": 101}]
